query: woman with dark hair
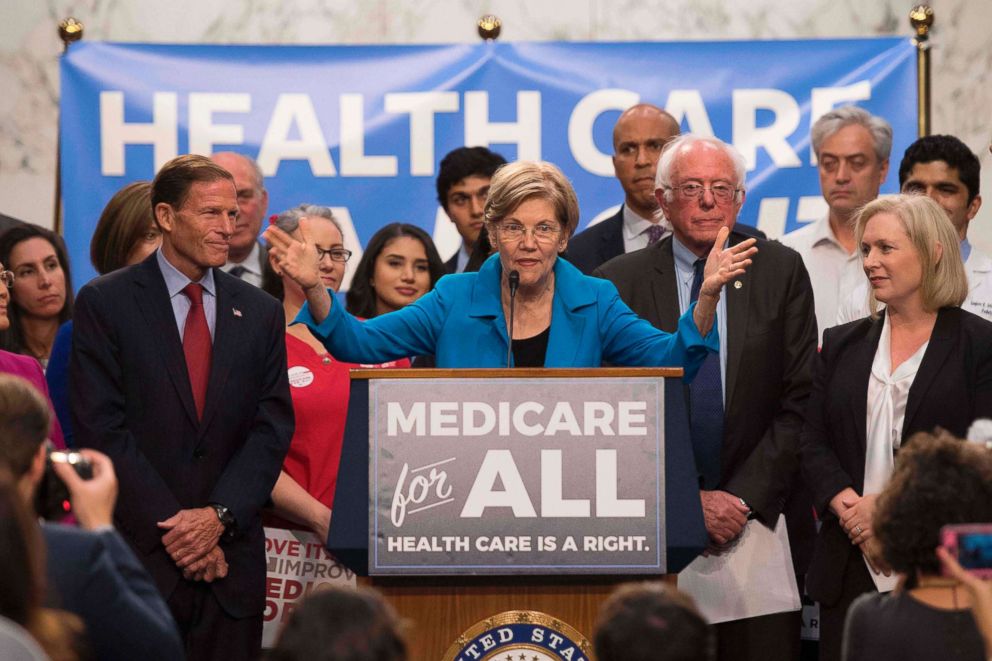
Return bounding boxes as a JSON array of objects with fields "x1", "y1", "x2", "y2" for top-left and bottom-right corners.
[
  {"x1": 263, "y1": 205, "x2": 408, "y2": 542},
  {"x1": 45, "y1": 181, "x2": 158, "y2": 446},
  {"x1": 269, "y1": 586, "x2": 407, "y2": 661},
  {"x1": 0, "y1": 225, "x2": 73, "y2": 368},
  {"x1": 842, "y1": 431, "x2": 992, "y2": 661},
  {"x1": 0, "y1": 259, "x2": 64, "y2": 448},
  {"x1": 345, "y1": 223, "x2": 445, "y2": 319}
]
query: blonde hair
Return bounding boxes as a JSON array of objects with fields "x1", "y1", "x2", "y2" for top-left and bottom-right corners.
[
  {"x1": 854, "y1": 194, "x2": 968, "y2": 317},
  {"x1": 484, "y1": 161, "x2": 580, "y2": 239}
]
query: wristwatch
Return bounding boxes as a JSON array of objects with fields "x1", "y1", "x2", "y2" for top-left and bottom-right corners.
[{"x1": 209, "y1": 503, "x2": 236, "y2": 538}]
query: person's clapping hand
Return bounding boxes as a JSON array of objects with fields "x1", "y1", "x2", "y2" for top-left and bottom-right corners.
[{"x1": 51, "y1": 448, "x2": 118, "y2": 530}]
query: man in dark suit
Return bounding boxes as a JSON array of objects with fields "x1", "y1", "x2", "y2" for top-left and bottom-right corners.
[
  {"x1": 211, "y1": 152, "x2": 269, "y2": 287},
  {"x1": 0, "y1": 372, "x2": 182, "y2": 661},
  {"x1": 566, "y1": 104, "x2": 680, "y2": 275},
  {"x1": 71, "y1": 154, "x2": 294, "y2": 660},
  {"x1": 595, "y1": 134, "x2": 817, "y2": 661},
  {"x1": 436, "y1": 147, "x2": 506, "y2": 273}
]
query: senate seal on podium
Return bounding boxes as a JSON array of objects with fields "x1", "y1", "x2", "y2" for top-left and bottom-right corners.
[{"x1": 442, "y1": 610, "x2": 592, "y2": 661}]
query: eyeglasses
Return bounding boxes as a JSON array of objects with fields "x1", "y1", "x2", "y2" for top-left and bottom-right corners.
[
  {"x1": 316, "y1": 247, "x2": 352, "y2": 263},
  {"x1": 495, "y1": 222, "x2": 562, "y2": 243},
  {"x1": 668, "y1": 183, "x2": 741, "y2": 203},
  {"x1": 0, "y1": 270, "x2": 13, "y2": 288}
]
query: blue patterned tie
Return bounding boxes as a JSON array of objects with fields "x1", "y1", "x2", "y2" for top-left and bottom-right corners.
[{"x1": 689, "y1": 258, "x2": 723, "y2": 489}]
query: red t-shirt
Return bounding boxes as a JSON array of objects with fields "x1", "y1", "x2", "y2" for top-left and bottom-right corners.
[{"x1": 280, "y1": 333, "x2": 408, "y2": 514}]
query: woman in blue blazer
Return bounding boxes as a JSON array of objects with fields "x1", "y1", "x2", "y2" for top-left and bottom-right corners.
[{"x1": 266, "y1": 161, "x2": 756, "y2": 376}]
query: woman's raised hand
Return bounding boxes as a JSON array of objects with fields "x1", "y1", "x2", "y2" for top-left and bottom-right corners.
[
  {"x1": 264, "y1": 219, "x2": 321, "y2": 291},
  {"x1": 700, "y1": 226, "x2": 758, "y2": 299}
]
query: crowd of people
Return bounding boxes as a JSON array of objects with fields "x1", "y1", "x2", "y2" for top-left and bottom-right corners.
[{"x1": 0, "y1": 104, "x2": 990, "y2": 661}]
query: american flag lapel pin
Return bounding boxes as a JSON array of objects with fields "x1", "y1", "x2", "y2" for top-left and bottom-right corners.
[{"x1": 232, "y1": 308, "x2": 243, "y2": 317}]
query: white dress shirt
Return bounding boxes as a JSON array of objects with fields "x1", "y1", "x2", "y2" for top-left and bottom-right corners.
[
  {"x1": 779, "y1": 214, "x2": 862, "y2": 343},
  {"x1": 622, "y1": 205, "x2": 672, "y2": 254},
  {"x1": 222, "y1": 241, "x2": 263, "y2": 287}
]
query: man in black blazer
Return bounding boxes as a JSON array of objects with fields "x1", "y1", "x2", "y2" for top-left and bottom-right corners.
[
  {"x1": 0, "y1": 372, "x2": 182, "y2": 661},
  {"x1": 566, "y1": 105, "x2": 764, "y2": 275},
  {"x1": 71, "y1": 154, "x2": 294, "y2": 660},
  {"x1": 436, "y1": 147, "x2": 506, "y2": 273},
  {"x1": 211, "y1": 152, "x2": 269, "y2": 288},
  {"x1": 595, "y1": 134, "x2": 817, "y2": 661},
  {"x1": 566, "y1": 104, "x2": 680, "y2": 275}
]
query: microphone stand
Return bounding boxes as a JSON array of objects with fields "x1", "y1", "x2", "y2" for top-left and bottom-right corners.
[{"x1": 506, "y1": 270, "x2": 519, "y2": 368}]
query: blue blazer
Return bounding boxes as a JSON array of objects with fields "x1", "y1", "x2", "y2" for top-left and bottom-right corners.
[
  {"x1": 43, "y1": 525, "x2": 183, "y2": 661},
  {"x1": 298, "y1": 254, "x2": 717, "y2": 378}
]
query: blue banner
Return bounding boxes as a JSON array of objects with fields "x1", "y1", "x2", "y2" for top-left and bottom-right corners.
[{"x1": 61, "y1": 39, "x2": 916, "y2": 288}]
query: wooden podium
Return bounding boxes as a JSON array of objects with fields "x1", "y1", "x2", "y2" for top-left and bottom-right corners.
[{"x1": 329, "y1": 368, "x2": 706, "y2": 660}]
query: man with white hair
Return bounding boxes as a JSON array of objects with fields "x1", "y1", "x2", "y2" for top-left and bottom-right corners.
[
  {"x1": 596, "y1": 134, "x2": 817, "y2": 661},
  {"x1": 210, "y1": 152, "x2": 269, "y2": 287},
  {"x1": 780, "y1": 106, "x2": 892, "y2": 341}
]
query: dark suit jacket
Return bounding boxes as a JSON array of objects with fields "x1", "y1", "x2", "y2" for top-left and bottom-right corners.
[
  {"x1": 595, "y1": 231, "x2": 817, "y2": 570},
  {"x1": 443, "y1": 251, "x2": 460, "y2": 274},
  {"x1": 69, "y1": 254, "x2": 294, "y2": 618},
  {"x1": 800, "y1": 307, "x2": 992, "y2": 605},
  {"x1": 565, "y1": 207, "x2": 626, "y2": 275},
  {"x1": 43, "y1": 524, "x2": 183, "y2": 661},
  {"x1": 566, "y1": 206, "x2": 768, "y2": 276}
]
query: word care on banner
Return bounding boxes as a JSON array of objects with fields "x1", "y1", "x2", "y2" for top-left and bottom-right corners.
[
  {"x1": 368, "y1": 376, "x2": 666, "y2": 575},
  {"x1": 60, "y1": 39, "x2": 915, "y2": 287},
  {"x1": 262, "y1": 527, "x2": 356, "y2": 648}
]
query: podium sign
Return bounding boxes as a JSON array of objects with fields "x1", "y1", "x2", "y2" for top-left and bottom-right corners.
[{"x1": 368, "y1": 376, "x2": 666, "y2": 575}]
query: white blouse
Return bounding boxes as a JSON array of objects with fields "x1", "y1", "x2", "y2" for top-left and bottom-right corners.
[{"x1": 863, "y1": 314, "x2": 929, "y2": 496}]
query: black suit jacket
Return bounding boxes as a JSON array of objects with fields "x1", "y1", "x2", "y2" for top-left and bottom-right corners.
[
  {"x1": 69, "y1": 254, "x2": 294, "y2": 618},
  {"x1": 595, "y1": 231, "x2": 817, "y2": 567},
  {"x1": 566, "y1": 206, "x2": 768, "y2": 276},
  {"x1": 564, "y1": 207, "x2": 626, "y2": 275},
  {"x1": 800, "y1": 307, "x2": 992, "y2": 605},
  {"x1": 43, "y1": 525, "x2": 183, "y2": 661}
]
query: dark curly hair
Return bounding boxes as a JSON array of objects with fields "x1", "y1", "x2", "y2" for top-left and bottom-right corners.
[
  {"x1": 898, "y1": 134, "x2": 980, "y2": 202},
  {"x1": 875, "y1": 430, "x2": 992, "y2": 579},
  {"x1": 594, "y1": 582, "x2": 713, "y2": 661},
  {"x1": 345, "y1": 223, "x2": 444, "y2": 319},
  {"x1": 436, "y1": 147, "x2": 507, "y2": 211},
  {"x1": 269, "y1": 587, "x2": 406, "y2": 661}
]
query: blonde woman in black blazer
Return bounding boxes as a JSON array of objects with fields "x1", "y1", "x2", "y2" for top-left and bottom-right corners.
[{"x1": 799, "y1": 194, "x2": 992, "y2": 661}]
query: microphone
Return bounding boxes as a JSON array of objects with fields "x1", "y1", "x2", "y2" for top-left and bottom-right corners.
[{"x1": 507, "y1": 270, "x2": 520, "y2": 368}]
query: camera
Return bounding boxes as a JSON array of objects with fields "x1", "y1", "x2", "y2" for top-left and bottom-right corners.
[
  {"x1": 34, "y1": 446, "x2": 94, "y2": 521},
  {"x1": 941, "y1": 523, "x2": 992, "y2": 578}
]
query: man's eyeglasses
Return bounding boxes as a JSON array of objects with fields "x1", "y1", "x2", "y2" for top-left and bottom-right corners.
[
  {"x1": 316, "y1": 247, "x2": 353, "y2": 263},
  {"x1": 495, "y1": 222, "x2": 562, "y2": 243},
  {"x1": 0, "y1": 270, "x2": 14, "y2": 288},
  {"x1": 668, "y1": 183, "x2": 741, "y2": 203}
]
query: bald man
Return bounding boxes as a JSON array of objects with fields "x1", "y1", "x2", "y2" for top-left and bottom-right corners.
[
  {"x1": 210, "y1": 152, "x2": 269, "y2": 287},
  {"x1": 566, "y1": 104, "x2": 680, "y2": 274}
]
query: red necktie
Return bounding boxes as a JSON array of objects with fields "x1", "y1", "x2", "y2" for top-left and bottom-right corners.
[{"x1": 181, "y1": 283, "x2": 211, "y2": 420}]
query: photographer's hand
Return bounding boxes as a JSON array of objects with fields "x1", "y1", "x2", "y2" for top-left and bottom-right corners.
[
  {"x1": 938, "y1": 546, "x2": 992, "y2": 656},
  {"x1": 51, "y1": 449, "x2": 118, "y2": 530}
]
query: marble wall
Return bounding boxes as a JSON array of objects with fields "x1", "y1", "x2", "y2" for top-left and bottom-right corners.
[{"x1": 3, "y1": 0, "x2": 991, "y2": 244}]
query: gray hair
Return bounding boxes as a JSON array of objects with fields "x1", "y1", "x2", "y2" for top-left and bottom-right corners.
[
  {"x1": 655, "y1": 134, "x2": 747, "y2": 203},
  {"x1": 271, "y1": 204, "x2": 340, "y2": 235},
  {"x1": 811, "y1": 105, "x2": 893, "y2": 162}
]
